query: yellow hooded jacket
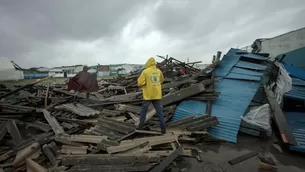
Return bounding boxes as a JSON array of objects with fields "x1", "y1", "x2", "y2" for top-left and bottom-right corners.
[{"x1": 137, "y1": 57, "x2": 164, "y2": 100}]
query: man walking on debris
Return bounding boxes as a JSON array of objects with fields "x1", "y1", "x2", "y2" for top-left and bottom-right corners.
[{"x1": 137, "y1": 57, "x2": 166, "y2": 134}]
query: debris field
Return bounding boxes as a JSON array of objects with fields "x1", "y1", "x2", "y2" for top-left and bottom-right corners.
[{"x1": 0, "y1": 56, "x2": 221, "y2": 172}]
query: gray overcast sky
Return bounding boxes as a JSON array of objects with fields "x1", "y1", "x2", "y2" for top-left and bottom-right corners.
[{"x1": 0, "y1": 0, "x2": 305, "y2": 68}]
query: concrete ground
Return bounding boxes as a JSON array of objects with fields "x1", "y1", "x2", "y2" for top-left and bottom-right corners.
[{"x1": 172, "y1": 133, "x2": 305, "y2": 172}]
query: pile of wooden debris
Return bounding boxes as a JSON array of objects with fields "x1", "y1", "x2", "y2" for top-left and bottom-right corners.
[{"x1": 0, "y1": 56, "x2": 221, "y2": 172}]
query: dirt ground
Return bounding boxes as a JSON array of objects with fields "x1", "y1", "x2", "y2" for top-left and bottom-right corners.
[{"x1": 171, "y1": 133, "x2": 305, "y2": 172}]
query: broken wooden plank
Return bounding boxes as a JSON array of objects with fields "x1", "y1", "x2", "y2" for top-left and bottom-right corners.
[
  {"x1": 149, "y1": 146, "x2": 182, "y2": 172},
  {"x1": 42, "y1": 144, "x2": 57, "y2": 166},
  {"x1": 0, "y1": 121, "x2": 8, "y2": 142},
  {"x1": 13, "y1": 142, "x2": 40, "y2": 166},
  {"x1": 6, "y1": 120, "x2": 22, "y2": 146},
  {"x1": 101, "y1": 109, "x2": 123, "y2": 117},
  {"x1": 25, "y1": 158, "x2": 48, "y2": 172},
  {"x1": 67, "y1": 164, "x2": 152, "y2": 172},
  {"x1": 120, "y1": 134, "x2": 177, "y2": 146},
  {"x1": 0, "y1": 75, "x2": 54, "y2": 100},
  {"x1": 56, "y1": 117, "x2": 98, "y2": 125},
  {"x1": 161, "y1": 83, "x2": 205, "y2": 106},
  {"x1": 145, "y1": 148, "x2": 192, "y2": 157},
  {"x1": 45, "y1": 83, "x2": 50, "y2": 107},
  {"x1": 228, "y1": 151, "x2": 258, "y2": 165},
  {"x1": 54, "y1": 137, "x2": 83, "y2": 147},
  {"x1": 61, "y1": 145, "x2": 88, "y2": 155},
  {"x1": 42, "y1": 109, "x2": 65, "y2": 136},
  {"x1": 166, "y1": 116, "x2": 195, "y2": 127},
  {"x1": 26, "y1": 121, "x2": 51, "y2": 132},
  {"x1": 58, "y1": 135, "x2": 107, "y2": 144},
  {"x1": 55, "y1": 103, "x2": 101, "y2": 117},
  {"x1": 264, "y1": 86, "x2": 297, "y2": 145},
  {"x1": 187, "y1": 116, "x2": 219, "y2": 131},
  {"x1": 135, "y1": 130, "x2": 162, "y2": 135},
  {"x1": 60, "y1": 154, "x2": 160, "y2": 165},
  {"x1": 107, "y1": 141, "x2": 149, "y2": 154},
  {"x1": 97, "y1": 139, "x2": 120, "y2": 151}
]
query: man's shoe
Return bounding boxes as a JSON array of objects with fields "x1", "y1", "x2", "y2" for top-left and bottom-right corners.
[{"x1": 161, "y1": 128, "x2": 166, "y2": 134}]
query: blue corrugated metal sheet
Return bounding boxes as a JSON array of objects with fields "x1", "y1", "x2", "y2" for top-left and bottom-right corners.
[
  {"x1": 240, "y1": 53, "x2": 269, "y2": 60},
  {"x1": 172, "y1": 48, "x2": 267, "y2": 143},
  {"x1": 284, "y1": 64, "x2": 305, "y2": 80},
  {"x1": 171, "y1": 100, "x2": 206, "y2": 120},
  {"x1": 235, "y1": 61, "x2": 267, "y2": 70},
  {"x1": 226, "y1": 73, "x2": 262, "y2": 81},
  {"x1": 24, "y1": 73, "x2": 48, "y2": 79},
  {"x1": 285, "y1": 85, "x2": 305, "y2": 101},
  {"x1": 277, "y1": 46, "x2": 305, "y2": 70},
  {"x1": 230, "y1": 67, "x2": 264, "y2": 76},
  {"x1": 285, "y1": 112, "x2": 305, "y2": 152},
  {"x1": 292, "y1": 77, "x2": 305, "y2": 86}
]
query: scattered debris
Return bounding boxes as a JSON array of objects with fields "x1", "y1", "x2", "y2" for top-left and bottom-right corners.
[
  {"x1": 0, "y1": 56, "x2": 221, "y2": 171},
  {"x1": 228, "y1": 151, "x2": 258, "y2": 165}
]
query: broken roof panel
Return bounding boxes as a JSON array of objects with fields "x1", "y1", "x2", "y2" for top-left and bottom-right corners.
[
  {"x1": 172, "y1": 48, "x2": 268, "y2": 143},
  {"x1": 285, "y1": 112, "x2": 305, "y2": 153},
  {"x1": 234, "y1": 61, "x2": 267, "y2": 71}
]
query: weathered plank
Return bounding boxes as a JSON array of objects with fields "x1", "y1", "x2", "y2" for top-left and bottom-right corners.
[
  {"x1": 0, "y1": 121, "x2": 8, "y2": 142},
  {"x1": 57, "y1": 135, "x2": 107, "y2": 144},
  {"x1": 61, "y1": 145, "x2": 88, "y2": 155},
  {"x1": 120, "y1": 134, "x2": 177, "y2": 146},
  {"x1": 42, "y1": 144, "x2": 57, "y2": 166},
  {"x1": 264, "y1": 86, "x2": 297, "y2": 145},
  {"x1": 42, "y1": 109, "x2": 65, "y2": 136},
  {"x1": 60, "y1": 154, "x2": 160, "y2": 165},
  {"x1": 107, "y1": 141, "x2": 149, "y2": 154},
  {"x1": 67, "y1": 164, "x2": 152, "y2": 172},
  {"x1": 25, "y1": 158, "x2": 48, "y2": 172},
  {"x1": 149, "y1": 146, "x2": 182, "y2": 172}
]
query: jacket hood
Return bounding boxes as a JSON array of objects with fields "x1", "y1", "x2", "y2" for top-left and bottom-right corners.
[{"x1": 144, "y1": 57, "x2": 156, "y2": 69}]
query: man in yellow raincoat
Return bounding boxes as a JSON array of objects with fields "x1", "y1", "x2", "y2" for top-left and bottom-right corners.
[{"x1": 137, "y1": 57, "x2": 166, "y2": 133}]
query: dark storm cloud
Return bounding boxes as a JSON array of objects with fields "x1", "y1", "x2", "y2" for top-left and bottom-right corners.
[
  {"x1": 152, "y1": 0, "x2": 305, "y2": 40},
  {"x1": 0, "y1": 0, "x2": 151, "y2": 58},
  {"x1": 0, "y1": 0, "x2": 305, "y2": 67}
]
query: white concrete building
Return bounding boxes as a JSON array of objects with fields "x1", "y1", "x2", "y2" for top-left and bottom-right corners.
[
  {"x1": 48, "y1": 68, "x2": 65, "y2": 78},
  {"x1": 0, "y1": 58, "x2": 24, "y2": 81},
  {"x1": 252, "y1": 27, "x2": 305, "y2": 59},
  {"x1": 36, "y1": 67, "x2": 50, "y2": 72}
]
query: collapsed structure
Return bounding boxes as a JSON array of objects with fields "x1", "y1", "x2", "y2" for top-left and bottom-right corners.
[{"x1": 0, "y1": 27, "x2": 305, "y2": 171}]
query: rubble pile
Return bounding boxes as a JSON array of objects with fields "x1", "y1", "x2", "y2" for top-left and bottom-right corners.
[{"x1": 0, "y1": 57, "x2": 221, "y2": 172}]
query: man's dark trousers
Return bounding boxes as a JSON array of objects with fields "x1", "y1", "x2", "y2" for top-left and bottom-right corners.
[{"x1": 139, "y1": 100, "x2": 165, "y2": 129}]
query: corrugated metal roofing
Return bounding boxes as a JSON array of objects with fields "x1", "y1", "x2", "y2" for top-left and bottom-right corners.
[
  {"x1": 235, "y1": 61, "x2": 267, "y2": 71},
  {"x1": 284, "y1": 76, "x2": 305, "y2": 101},
  {"x1": 285, "y1": 112, "x2": 305, "y2": 152},
  {"x1": 291, "y1": 77, "x2": 305, "y2": 86},
  {"x1": 239, "y1": 53, "x2": 269, "y2": 60},
  {"x1": 285, "y1": 85, "x2": 305, "y2": 101},
  {"x1": 172, "y1": 48, "x2": 267, "y2": 143},
  {"x1": 284, "y1": 64, "x2": 305, "y2": 80},
  {"x1": 277, "y1": 46, "x2": 305, "y2": 70},
  {"x1": 230, "y1": 67, "x2": 264, "y2": 77}
]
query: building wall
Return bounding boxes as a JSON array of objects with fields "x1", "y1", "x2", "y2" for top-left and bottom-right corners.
[
  {"x1": 260, "y1": 28, "x2": 305, "y2": 58},
  {"x1": 37, "y1": 67, "x2": 50, "y2": 72},
  {"x1": 49, "y1": 68, "x2": 64, "y2": 78},
  {"x1": 24, "y1": 73, "x2": 48, "y2": 79},
  {"x1": 98, "y1": 71, "x2": 110, "y2": 77},
  {"x1": 0, "y1": 69, "x2": 24, "y2": 81},
  {"x1": 0, "y1": 57, "x2": 24, "y2": 81}
]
